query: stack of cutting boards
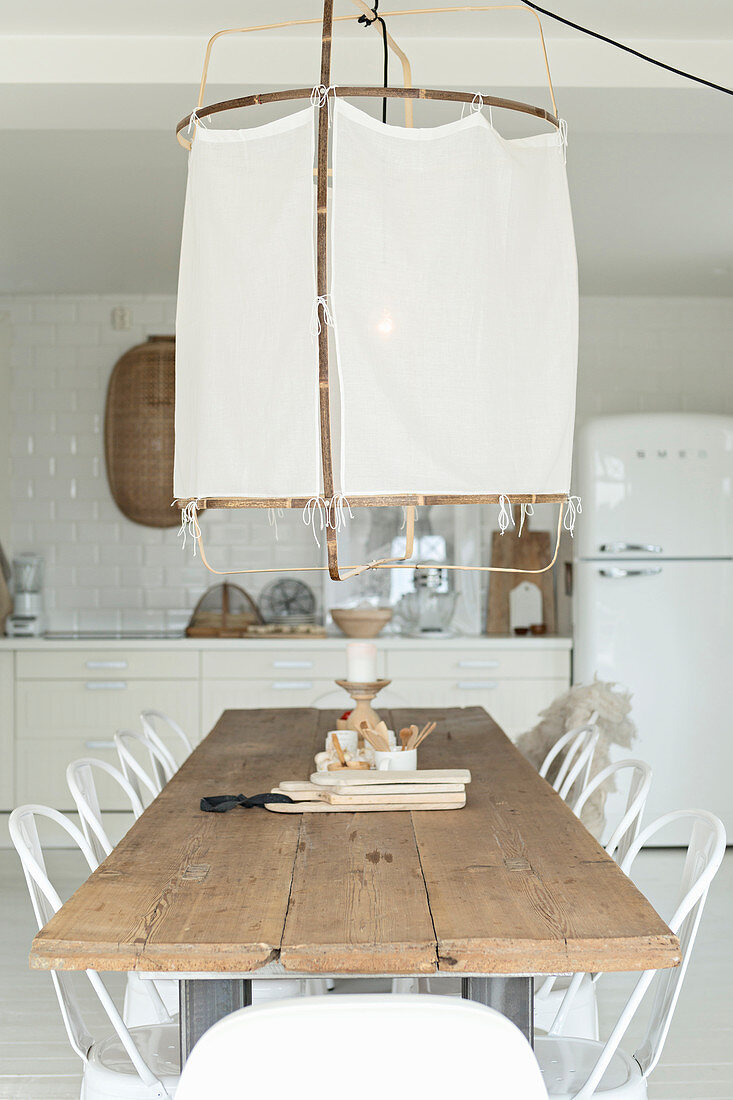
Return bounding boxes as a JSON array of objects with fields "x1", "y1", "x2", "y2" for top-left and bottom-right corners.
[{"x1": 266, "y1": 770, "x2": 470, "y2": 813}]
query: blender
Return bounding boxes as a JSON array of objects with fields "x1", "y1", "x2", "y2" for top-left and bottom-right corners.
[{"x1": 6, "y1": 553, "x2": 45, "y2": 636}]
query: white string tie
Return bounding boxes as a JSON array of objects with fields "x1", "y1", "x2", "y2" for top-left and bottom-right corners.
[
  {"x1": 563, "y1": 495, "x2": 582, "y2": 537},
  {"x1": 267, "y1": 507, "x2": 284, "y2": 541},
  {"x1": 177, "y1": 499, "x2": 202, "y2": 556},
  {"x1": 559, "y1": 118, "x2": 568, "y2": 164},
  {"x1": 310, "y1": 295, "x2": 335, "y2": 338},
  {"x1": 518, "y1": 502, "x2": 535, "y2": 538},
  {"x1": 328, "y1": 493, "x2": 354, "y2": 532},
  {"x1": 303, "y1": 496, "x2": 328, "y2": 548},
  {"x1": 498, "y1": 494, "x2": 515, "y2": 535},
  {"x1": 310, "y1": 84, "x2": 336, "y2": 123},
  {"x1": 186, "y1": 108, "x2": 208, "y2": 137}
]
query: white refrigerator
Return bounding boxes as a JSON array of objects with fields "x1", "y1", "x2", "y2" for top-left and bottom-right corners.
[{"x1": 573, "y1": 413, "x2": 733, "y2": 844}]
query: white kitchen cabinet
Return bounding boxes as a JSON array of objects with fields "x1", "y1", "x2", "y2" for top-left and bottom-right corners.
[
  {"x1": 15, "y1": 679, "x2": 200, "y2": 809},
  {"x1": 396, "y1": 678, "x2": 569, "y2": 739},
  {"x1": 0, "y1": 653, "x2": 13, "y2": 808}
]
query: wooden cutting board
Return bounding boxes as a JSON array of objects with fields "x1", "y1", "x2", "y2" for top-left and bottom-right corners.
[
  {"x1": 309, "y1": 769, "x2": 471, "y2": 787},
  {"x1": 266, "y1": 797, "x2": 466, "y2": 813},
  {"x1": 486, "y1": 521, "x2": 556, "y2": 634},
  {"x1": 273, "y1": 783, "x2": 465, "y2": 799}
]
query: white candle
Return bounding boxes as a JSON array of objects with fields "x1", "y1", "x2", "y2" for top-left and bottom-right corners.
[{"x1": 346, "y1": 642, "x2": 378, "y2": 683}]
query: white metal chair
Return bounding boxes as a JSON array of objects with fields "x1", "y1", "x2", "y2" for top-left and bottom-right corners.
[
  {"x1": 66, "y1": 758, "x2": 180, "y2": 1026},
  {"x1": 9, "y1": 805, "x2": 179, "y2": 1099},
  {"x1": 140, "y1": 709, "x2": 193, "y2": 777},
  {"x1": 114, "y1": 729, "x2": 172, "y2": 811},
  {"x1": 175, "y1": 994, "x2": 549, "y2": 1099},
  {"x1": 535, "y1": 809, "x2": 726, "y2": 1098},
  {"x1": 535, "y1": 760, "x2": 653, "y2": 1039},
  {"x1": 538, "y1": 713, "x2": 600, "y2": 804}
]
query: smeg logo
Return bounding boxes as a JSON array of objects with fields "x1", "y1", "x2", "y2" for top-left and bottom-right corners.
[{"x1": 635, "y1": 449, "x2": 708, "y2": 459}]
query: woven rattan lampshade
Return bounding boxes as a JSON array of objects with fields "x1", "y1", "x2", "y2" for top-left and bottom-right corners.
[{"x1": 105, "y1": 335, "x2": 178, "y2": 528}]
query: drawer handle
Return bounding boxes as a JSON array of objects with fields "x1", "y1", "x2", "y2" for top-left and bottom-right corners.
[
  {"x1": 457, "y1": 681, "x2": 499, "y2": 690},
  {"x1": 84, "y1": 739, "x2": 116, "y2": 750},
  {"x1": 457, "y1": 660, "x2": 500, "y2": 670},
  {"x1": 85, "y1": 660, "x2": 128, "y2": 670},
  {"x1": 272, "y1": 681, "x2": 314, "y2": 691},
  {"x1": 85, "y1": 681, "x2": 128, "y2": 691},
  {"x1": 272, "y1": 661, "x2": 314, "y2": 670}
]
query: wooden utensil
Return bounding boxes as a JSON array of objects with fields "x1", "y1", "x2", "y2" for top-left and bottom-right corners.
[
  {"x1": 331, "y1": 733, "x2": 347, "y2": 766},
  {"x1": 399, "y1": 728, "x2": 411, "y2": 750}
]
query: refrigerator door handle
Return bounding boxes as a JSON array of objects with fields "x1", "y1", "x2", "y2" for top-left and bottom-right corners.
[
  {"x1": 599, "y1": 542, "x2": 663, "y2": 554},
  {"x1": 599, "y1": 566, "x2": 663, "y2": 579}
]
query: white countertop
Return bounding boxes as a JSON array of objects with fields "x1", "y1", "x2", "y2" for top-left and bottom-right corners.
[{"x1": 0, "y1": 634, "x2": 572, "y2": 651}]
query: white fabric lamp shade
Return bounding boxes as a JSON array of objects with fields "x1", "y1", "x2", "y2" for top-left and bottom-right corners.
[
  {"x1": 174, "y1": 107, "x2": 320, "y2": 502},
  {"x1": 173, "y1": 99, "x2": 578, "y2": 528},
  {"x1": 331, "y1": 100, "x2": 577, "y2": 500}
]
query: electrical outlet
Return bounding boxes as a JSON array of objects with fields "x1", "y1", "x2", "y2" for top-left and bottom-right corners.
[{"x1": 111, "y1": 306, "x2": 131, "y2": 331}]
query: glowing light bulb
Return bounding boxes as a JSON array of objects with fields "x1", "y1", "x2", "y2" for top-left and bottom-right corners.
[{"x1": 377, "y1": 311, "x2": 394, "y2": 336}]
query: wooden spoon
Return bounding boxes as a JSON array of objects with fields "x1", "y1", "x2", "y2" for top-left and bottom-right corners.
[
  {"x1": 399, "y1": 728, "x2": 411, "y2": 750},
  {"x1": 331, "y1": 733, "x2": 347, "y2": 766}
]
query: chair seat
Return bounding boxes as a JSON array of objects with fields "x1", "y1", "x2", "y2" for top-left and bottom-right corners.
[
  {"x1": 534, "y1": 974, "x2": 599, "y2": 1039},
  {"x1": 535, "y1": 1036, "x2": 646, "y2": 1099},
  {"x1": 83, "y1": 1023, "x2": 179, "y2": 1098}
]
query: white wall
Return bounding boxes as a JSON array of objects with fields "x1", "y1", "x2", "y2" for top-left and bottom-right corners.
[{"x1": 1, "y1": 293, "x2": 732, "y2": 633}]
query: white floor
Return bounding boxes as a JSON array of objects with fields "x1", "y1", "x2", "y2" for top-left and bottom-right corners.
[{"x1": 0, "y1": 848, "x2": 731, "y2": 1099}]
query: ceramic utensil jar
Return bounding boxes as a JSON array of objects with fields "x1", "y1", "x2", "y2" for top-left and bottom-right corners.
[{"x1": 375, "y1": 748, "x2": 417, "y2": 771}]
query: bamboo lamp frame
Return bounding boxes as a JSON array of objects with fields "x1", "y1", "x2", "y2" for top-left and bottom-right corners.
[{"x1": 175, "y1": 1, "x2": 569, "y2": 580}]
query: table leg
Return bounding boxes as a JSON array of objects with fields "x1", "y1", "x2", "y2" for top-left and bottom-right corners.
[
  {"x1": 462, "y1": 976, "x2": 534, "y2": 1047},
  {"x1": 179, "y1": 979, "x2": 252, "y2": 1064}
]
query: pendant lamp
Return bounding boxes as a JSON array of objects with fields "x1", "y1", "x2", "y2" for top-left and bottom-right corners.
[{"x1": 173, "y1": 1, "x2": 579, "y2": 581}]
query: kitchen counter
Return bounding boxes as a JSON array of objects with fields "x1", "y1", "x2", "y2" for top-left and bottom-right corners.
[{"x1": 0, "y1": 634, "x2": 571, "y2": 651}]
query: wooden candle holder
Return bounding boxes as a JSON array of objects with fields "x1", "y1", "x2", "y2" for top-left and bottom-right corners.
[{"x1": 335, "y1": 679, "x2": 391, "y2": 744}]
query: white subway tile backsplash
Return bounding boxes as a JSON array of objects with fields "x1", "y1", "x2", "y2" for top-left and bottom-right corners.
[
  {"x1": 4, "y1": 292, "x2": 732, "y2": 629},
  {"x1": 32, "y1": 301, "x2": 77, "y2": 324}
]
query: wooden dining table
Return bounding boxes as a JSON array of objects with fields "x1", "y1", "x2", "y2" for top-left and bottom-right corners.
[{"x1": 30, "y1": 706, "x2": 680, "y2": 1062}]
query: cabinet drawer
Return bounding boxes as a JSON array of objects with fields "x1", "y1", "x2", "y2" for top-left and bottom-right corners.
[
  {"x1": 16, "y1": 649, "x2": 199, "y2": 681},
  {"x1": 16, "y1": 736, "x2": 134, "y2": 811},
  {"x1": 386, "y1": 648, "x2": 569, "y2": 681},
  {"x1": 202, "y1": 680, "x2": 335, "y2": 734},
  {"x1": 398, "y1": 678, "x2": 569, "y2": 740},
  {"x1": 201, "y1": 648, "x2": 365, "y2": 681},
  {"x1": 16, "y1": 680, "x2": 200, "y2": 742}
]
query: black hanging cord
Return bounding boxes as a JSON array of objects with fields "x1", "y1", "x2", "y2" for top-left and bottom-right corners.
[
  {"x1": 358, "y1": 2, "x2": 390, "y2": 122},
  {"x1": 522, "y1": 1, "x2": 732, "y2": 97}
]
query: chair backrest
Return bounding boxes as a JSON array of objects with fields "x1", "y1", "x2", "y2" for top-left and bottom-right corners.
[
  {"x1": 550, "y1": 809, "x2": 726, "y2": 1099},
  {"x1": 538, "y1": 712, "x2": 599, "y2": 801},
  {"x1": 572, "y1": 758, "x2": 652, "y2": 863},
  {"x1": 8, "y1": 805, "x2": 168, "y2": 1092},
  {"x1": 114, "y1": 729, "x2": 170, "y2": 808},
  {"x1": 140, "y1": 709, "x2": 193, "y2": 773},
  {"x1": 175, "y1": 994, "x2": 549, "y2": 1099},
  {"x1": 66, "y1": 757, "x2": 144, "y2": 864}
]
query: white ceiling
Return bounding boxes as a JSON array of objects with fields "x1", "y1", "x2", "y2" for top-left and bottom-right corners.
[
  {"x1": 0, "y1": 2, "x2": 731, "y2": 296},
  {"x1": 6, "y1": 1, "x2": 733, "y2": 38}
]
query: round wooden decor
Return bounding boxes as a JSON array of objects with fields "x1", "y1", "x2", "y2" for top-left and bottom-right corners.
[{"x1": 104, "y1": 335, "x2": 179, "y2": 528}]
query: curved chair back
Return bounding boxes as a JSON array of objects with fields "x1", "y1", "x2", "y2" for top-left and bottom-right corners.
[
  {"x1": 114, "y1": 729, "x2": 171, "y2": 809},
  {"x1": 140, "y1": 709, "x2": 193, "y2": 775},
  {"x1": 66, "y1": 757, "x2": 144, "y2": 863},
  {"x1": 539, "y1": 712, "x2": 599, "y2": 802},
  {"x1": 175, "y1": 994, "x2": 548, "y2": 1099},
  {"x1": 8, "y1": 805, "x2": 169, "y2": 1092},
  {"x1": 549, "y1": 809, "x2": 726, "y2": 1099},
  {"x1": 572, "y1": 758, "x2": 652, "y2": 863}
]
